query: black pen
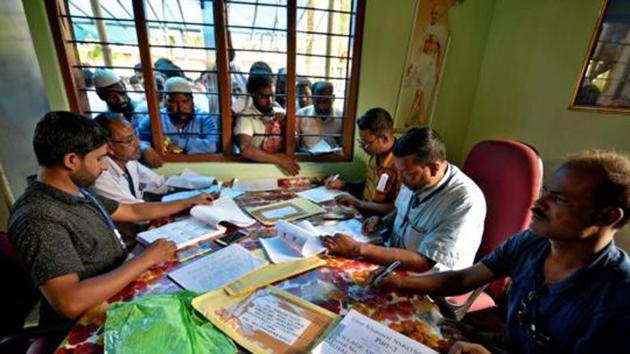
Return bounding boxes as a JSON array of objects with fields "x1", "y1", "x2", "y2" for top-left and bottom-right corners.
[{"x1": 372, "y1": 260, "x2": 401, "y2": 286}]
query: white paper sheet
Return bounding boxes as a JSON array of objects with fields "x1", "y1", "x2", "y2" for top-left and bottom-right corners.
[
  {"x1": 165, "y1": 175, "x2": 216, "y2": 189},
  {"x1": 233, "y1": 178, "x2": 278, "y2": 192},
  {"x1": 296, "y1": 186, "x2": 349, "y2": 203},
  {"x1": 168, "y1": 244, "x2": 268, "y2": 293},
  {"x1": 137, "y1": 217, "x2": 226, "y2": 249},
  {"x1": 304, "y1": 139, "x2": 342, "y2": 155},
  {"x1": 312, "y1": 310, "x2": 438, "y2": 354},
  {"x1": 315, "y1": 219, "x2": 382, "y2": 243},
  {"x1": 161, "y1": 184, "x2": 221, "y2": 202},
  {"x1": 190, "y1": 197, "x2": 256, "y2": 228}
]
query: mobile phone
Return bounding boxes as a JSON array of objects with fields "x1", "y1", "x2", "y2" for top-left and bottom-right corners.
[{"x1": 215, "y1": 230, "x2": 249, "y2": 247}]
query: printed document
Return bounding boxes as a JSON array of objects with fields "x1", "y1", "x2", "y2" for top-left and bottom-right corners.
[
  {"x1": 168, "y1": 244, "x2": 268, "y2": 293},
  {"x1": 312, "y1": 309, "x2": 438, "y2": 354}
]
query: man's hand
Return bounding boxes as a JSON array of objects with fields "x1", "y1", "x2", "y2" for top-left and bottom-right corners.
[
  {"x1": 323, "y1": 233, "x2": 362, "y2": 258},
  {"x1": 448, "y1": 341, "x2": 491, "y2": 354},
  {"x1": 184, "y1": 193, "x2": 216, "y2": 207},
  {"x1": 335, "y1": 194, "x2": 363, "y2": 209},
  {"x1": 139, "y1": 239, "x2": 177, "y2": 266},
  {"x1": 362, "y1": 216, "x2": 382, "y2": 234},
  {"x1": 142, "y1": 147, "x2": 164, "y2": 168},
  {"x1": 325, "y1": 176, "x2": 346, "y2": 190},
  {"x1": 366, "y1": 267, "x2": 402, "y2": 290},
  {"x1": 275, "y1": 154, "x2": 300, "y2": 176}
]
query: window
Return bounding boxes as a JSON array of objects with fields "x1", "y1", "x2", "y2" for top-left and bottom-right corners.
[{"x1": 47, "y1": 0, "x2": 365, "y2": 162}]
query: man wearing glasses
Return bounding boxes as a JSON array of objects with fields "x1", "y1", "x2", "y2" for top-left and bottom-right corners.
[
  {"x1": 373, "y1": 151, "x2": 630, "y2": 353},
  {"x1": 325, "y1": 108, "x2": 400, "y2": 216},
  {"x1": 325, "y1": 126, "x2": 486, "y2": 274},
  {"x1": 93, "y1": 113, "x2": 169, "y2": 204}
]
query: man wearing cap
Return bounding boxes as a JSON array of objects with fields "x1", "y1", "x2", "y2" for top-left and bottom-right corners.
[
  {"x1": 136, "y1": 77, "x2": 219, "y2": 154},
  {"x1": 93, "y1": 68, "x2": 164, "y2": 168}
]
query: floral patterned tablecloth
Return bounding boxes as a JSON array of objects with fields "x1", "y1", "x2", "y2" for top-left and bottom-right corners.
[{"x1": 56, "y1": 178, "x2": 451, "y2": 353}]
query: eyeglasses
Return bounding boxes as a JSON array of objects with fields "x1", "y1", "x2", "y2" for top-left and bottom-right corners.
[
  {"x1": 517, "y1": 290, "x2": 551, "y2": 345},
  {"x1": 357, "y1": 137, "x2": 378, "y2": 149},
  {"x1": 110, "y1": 135, "x2": 138, "y2": 145}
]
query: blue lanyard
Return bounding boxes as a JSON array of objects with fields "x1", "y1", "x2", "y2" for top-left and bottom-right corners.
[{"x1": 79, "y1": 189, "x2": 126, "y2": 249}]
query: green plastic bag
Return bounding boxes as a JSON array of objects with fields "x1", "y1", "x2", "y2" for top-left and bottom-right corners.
[{"x1": 104, "y1": 291, "x2": 236, "y2": 354}]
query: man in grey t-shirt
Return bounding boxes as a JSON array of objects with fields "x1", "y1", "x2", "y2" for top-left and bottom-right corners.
[{"x1": 8, "y1": 111, "x2": 214, "y2": 332}]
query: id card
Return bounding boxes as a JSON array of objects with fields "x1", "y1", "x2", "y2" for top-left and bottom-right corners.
[{"x1": 376, "y1": 173, "x2": 389, "y2": 192}]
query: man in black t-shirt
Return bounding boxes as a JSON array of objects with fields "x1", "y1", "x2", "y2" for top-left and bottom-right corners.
[{"x1": 8, "y1": 111, "x2": 214, "y2": 329}]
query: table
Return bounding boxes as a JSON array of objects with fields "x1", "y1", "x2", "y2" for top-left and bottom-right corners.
[{"x1": 56, "y1": 178, "x2": 451, "y2": 353}]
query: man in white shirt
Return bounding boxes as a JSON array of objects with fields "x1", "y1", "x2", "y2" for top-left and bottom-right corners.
[
  {"x1": 234, "y1": 70, "x2": 300, "y2": 175},
  {"x1": 297, "y1": 81, "x2": 344, "y2": 150},
  {"x1": 93, "y1": 113, "x2": 169, "y2": 203}
]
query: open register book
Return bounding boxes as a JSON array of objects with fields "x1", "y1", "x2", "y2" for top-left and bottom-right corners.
[
  {"x1": 137, "y1": 197, "x2": 256, "y2": 249},
  {"x1": 260, "y1": 219, "x2": 381, "y2": 264}
]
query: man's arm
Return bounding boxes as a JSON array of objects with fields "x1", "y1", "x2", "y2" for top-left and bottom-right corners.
[
  {"x1": 237, "y1": 134, "x2": 300, "y2": 175},
  {"x1": 381, "y1": 263, "x2": 498, "y2": 296},
  {"x1": 323, "y1": 235, "x2": 435, "y2": 272},
  {"x1": 40, "y1": 239, "x2": 176, "y2": 319},
  {"x1": 110, "y1": 193, "x2": 213, "y2": 222}
]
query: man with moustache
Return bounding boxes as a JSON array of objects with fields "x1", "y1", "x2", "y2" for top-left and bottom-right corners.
[
  {"x1": 93, "y1": 113, "x2": 168, "y2": 203},
  {"x1": 234, "y1": 70, "x2": 300, "y2": 175},
  {"x1": 373, "y1": 150, "x2": 630, "y2": 354},
  {"x1": 297, "y1": 81, "x2": 344, "y2": 150},
  {"x1": 324, "y1": 127, "x2": 486, "y2": 273},
  {"x1": 8, "y1": 111, "x2": 215, "y2": 341},
  {"x1": 136, "y1": 77, "x2": 219, "y2": 154}
]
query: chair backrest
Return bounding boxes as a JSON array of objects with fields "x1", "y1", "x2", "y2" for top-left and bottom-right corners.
[
  {"x1": 0, "y1": 231, "x2": 40, "y2": 336},
  {"x1": 464, "y1": 140, "x2": 542, "y2": 258},
  {"x1": 463, "y1": 140, "x2": 542, "y2": 298}
]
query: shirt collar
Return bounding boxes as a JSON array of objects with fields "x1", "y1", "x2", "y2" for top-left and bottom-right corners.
[
  {"x1": 528, "y1": 237, "x2": 620, "y2": 295},
  {"x1": 28, "y1": 180, "x2": 88, "y2": 205},
  {"x1": 412, "y1": 163, "x2": 452, "y2": 200}
]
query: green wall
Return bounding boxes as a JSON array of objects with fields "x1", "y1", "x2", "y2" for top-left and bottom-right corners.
[
  {"x1": 463, "y1": 0, "x2": 630, "y2": 172},
  {"x1": 23, "y1": 0, "x2": 493, "y2": 179},
  {"x1": 462, "y1": 0, "x2": 630, "y2": 243}
]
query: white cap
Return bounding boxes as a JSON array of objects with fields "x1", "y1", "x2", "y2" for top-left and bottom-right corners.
[
  {"x1": 93, "y1": 68, "x2": 121, "y2": 89},
  {"x1": 164, "y1": 76, "x2": 192, "y2": 94}
]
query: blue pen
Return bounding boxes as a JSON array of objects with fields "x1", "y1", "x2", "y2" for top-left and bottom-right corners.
[{"x1": 372, "y1": 260, "x2": 401, "y2": 286}]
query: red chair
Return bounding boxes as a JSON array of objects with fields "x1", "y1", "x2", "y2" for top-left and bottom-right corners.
[{"x1": 436, "y1": 140, "x2": 543, "y2": 320}]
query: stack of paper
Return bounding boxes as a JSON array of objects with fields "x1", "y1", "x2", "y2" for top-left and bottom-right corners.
[{"x1": 168, "y1": 244, "x2": 268, "y2": 293}]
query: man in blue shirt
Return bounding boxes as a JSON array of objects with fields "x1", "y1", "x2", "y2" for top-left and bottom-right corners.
[
  {"x1": 374, "y1": 150, "x2": 630, "y2": 353},
  {"x1": 136, "y1": 77, "x2": 219, "y2": 154}
]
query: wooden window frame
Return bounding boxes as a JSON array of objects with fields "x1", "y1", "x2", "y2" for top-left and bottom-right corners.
[{"x1": 46, "y1": 0, "x2": 365, "y2": 163}]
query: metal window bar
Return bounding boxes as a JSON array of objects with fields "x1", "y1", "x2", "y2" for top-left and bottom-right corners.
[{"x1": 50, "y1": 0, "x2": 365, "y2": 162}]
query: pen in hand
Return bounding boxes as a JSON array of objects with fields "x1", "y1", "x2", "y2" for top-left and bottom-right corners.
[{"x1": 371, "y1": 260, "x2": 401, "y2": 287}]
